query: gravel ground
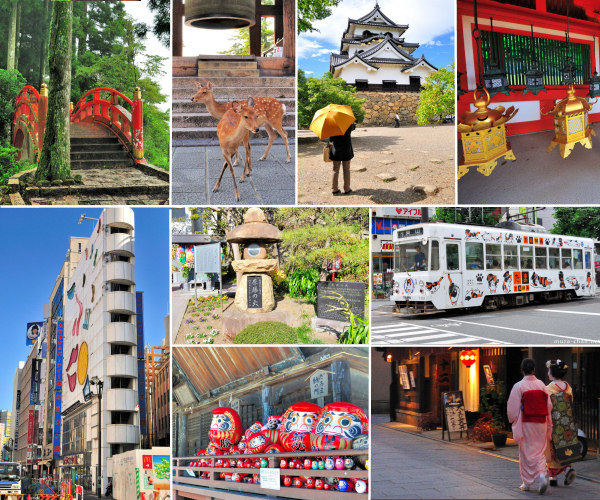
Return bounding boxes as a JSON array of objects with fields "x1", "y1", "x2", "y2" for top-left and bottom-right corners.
[{"x1": 298, "y1": 125, "x2": 456, "y2": 205}]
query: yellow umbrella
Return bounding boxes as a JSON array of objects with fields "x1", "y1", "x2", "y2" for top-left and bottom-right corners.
[{"x1": 309, "y1": 104, "x2": 356, "y2": 140}]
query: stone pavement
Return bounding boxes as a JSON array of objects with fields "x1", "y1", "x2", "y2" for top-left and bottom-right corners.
[
  {"x1": 172, "y1": 143, "x2": 295, "y2": 205},
  {"x1": 458, "y1": 128, "x2": 600, "y2": 204},
  {"x1": 372, "y1": 418, "x2": 600, "y2": 499}
]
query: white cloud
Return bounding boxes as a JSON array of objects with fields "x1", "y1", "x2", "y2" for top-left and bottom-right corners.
[
  {"x1": 304, "y1": 70, "x2": 314, "y2": 75},
  {"x1": 299, "y1": 0, "x2": 454, "y2": 54},
  {"x1": 298, "y1": 38, "x2": 334, "y2": 59}
]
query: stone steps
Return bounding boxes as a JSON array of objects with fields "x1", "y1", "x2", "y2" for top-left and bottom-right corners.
[
  {"x1": 173, "y1": 76, "x2": 295, "y2": 88},
  {"x1": 70, "y1": 133, "x2": 133, "y2": 169},
  {"x1": 172, "y1": 126, "x2": 295, "y2": 145},
  {"x1": 172, "y1": 62, "x2": 296, "y2": 147},
  {"x1": 173, "y1": 112, "x2": 295, "y2": 129},
  {"x1": 198, "y1": 69, "x2": 261, "y2": 78},
  {"x1": 197, "y1": 61, "x2": 258, "y2": 69},
  {"x1": 175, "y1": 85, "x2": 295, "y2": 100},
  {"x1": 172, "y1": 98, "x2": 296, "y2": 114}
]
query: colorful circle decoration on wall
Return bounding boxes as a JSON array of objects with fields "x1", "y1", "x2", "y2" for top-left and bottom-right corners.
[{"x1": 78, "y1": 341, "x2": 89, "y2": 385}]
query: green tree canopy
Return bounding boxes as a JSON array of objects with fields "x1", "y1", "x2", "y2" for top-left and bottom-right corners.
[
  {"x1": 416, "y1": 63, "x2": 455, "y2": 125},
  {"x1": 551, "y1": 208, "x2": 600, "y2": 239},
  {"x1": 218, "y1": 19, "x2": 275, "y2": 56},
  {"x1": 298, "y1": 70, "x2": 366, "y2": 129},
  {"x1": 431, "y1": 207, "x2": 503, "y2": 227},
  {"x1": 0, "y1": 69, "x2": 26, "y2": 145},
  {"x1": 298, "y1": 0, "x2": 343, "y2": 33}
]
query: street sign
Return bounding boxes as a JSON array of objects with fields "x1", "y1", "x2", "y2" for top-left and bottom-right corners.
[
  {"x1": 442, "y1": 391, "x2": 468, "y2": 441},
  {"x1": 194, "y1": 243, "x2": 220, "y2": 274}
]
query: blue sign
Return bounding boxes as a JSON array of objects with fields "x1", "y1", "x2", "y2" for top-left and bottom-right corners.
[
  {"x1": 136, "y1": 292, "x2": 147, "y2": 436},
  {"x1": 53, "y1": 321, "x2": 64, "y2": 459},
  {"x1": 26, "y1": 321, "x2": 43, "y2": 346},
  {"x1": 371, "y1": 217, "x2": 419, "y2": 235}
]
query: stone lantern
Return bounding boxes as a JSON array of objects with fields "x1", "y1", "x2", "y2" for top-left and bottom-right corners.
[
  {"x1": 545, "y1": 85, "x2": 596, "y2": 159},
  {"x1": 226, "y1": 208, "x2": 282, "y2": 314}
]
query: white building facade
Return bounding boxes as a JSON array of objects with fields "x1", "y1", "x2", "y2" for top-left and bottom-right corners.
[
  {"x1": 330, "y1": 3, "x2": 436, "y2": 91},
  {"x1": 62, "y1": 207, "x2": 140, "y2": 494}
]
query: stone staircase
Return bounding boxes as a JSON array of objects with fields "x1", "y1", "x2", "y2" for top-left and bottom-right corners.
[
  {"x1": 173, "y1": 58, "x2": 295, "y2": 147},
  {"x1": 70, "y1": 122, "x2": 133, "y2": 169}
]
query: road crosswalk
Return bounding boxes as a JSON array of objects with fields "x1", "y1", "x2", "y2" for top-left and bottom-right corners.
[{"x1": 371, "y1": 321, "x2": 510, "y2": 345}]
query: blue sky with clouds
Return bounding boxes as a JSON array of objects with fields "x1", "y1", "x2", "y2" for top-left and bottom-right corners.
[
  {"x1": 299, "y1": 0, "x2": 455, "y2": 78},
  {"x1": 0, "y1": 208, "x2": 169, "y2": 410}
]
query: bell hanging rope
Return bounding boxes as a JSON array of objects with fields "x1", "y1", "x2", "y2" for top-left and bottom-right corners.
[{"x1": 185, "y1": 0, "x2": 256, "y2": 29}]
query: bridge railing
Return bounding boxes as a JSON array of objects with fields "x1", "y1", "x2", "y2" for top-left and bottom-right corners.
[
  {"x1": 13, "y1": 84, "x2": 48, "y2": 161},
  {"x1": 70, "y1": 86, "x2": 146, "y2": 163}
]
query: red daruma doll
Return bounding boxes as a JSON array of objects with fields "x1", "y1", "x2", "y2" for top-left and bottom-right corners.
[
  {"x1": 208, "y1": 407, "x2": 243, "y2": 451},
  {"x1": 310, "y1": 402, "x2": 369, "y2": 451},
  {"x1": 278, "y1": 402, "x2": 321, "y2": 452}
]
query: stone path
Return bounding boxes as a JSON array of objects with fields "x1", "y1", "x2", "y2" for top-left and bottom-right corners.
[
  {"x1": 172, "y1": 143, "x2": 295, "y2": 205},
  {"x1": 298, "y1": 125, "x2": 455, "y2": 205}
]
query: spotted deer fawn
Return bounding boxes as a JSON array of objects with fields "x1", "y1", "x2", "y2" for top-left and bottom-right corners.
[
  {"x1": 213, "y1": 98, "x2": 260, "y2": 201},
  {"x1": 192, "y1": 81, "x2": 291, "y2": 164}
]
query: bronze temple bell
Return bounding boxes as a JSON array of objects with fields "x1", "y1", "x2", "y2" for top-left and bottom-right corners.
[{"x1": 185, "y1": 0, "x2": 256, "y2": 29}]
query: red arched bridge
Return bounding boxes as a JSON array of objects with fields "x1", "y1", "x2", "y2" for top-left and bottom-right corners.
[{"x1": 13, "y1": 83, "x2": 146, "y2": 165}]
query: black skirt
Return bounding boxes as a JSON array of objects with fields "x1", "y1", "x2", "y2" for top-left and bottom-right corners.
[{"x1": 329, "y1": 123, "x2": 356, "y2": 162}]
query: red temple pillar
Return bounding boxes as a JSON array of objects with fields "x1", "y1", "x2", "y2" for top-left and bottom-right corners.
[{"x1": 132, "y1": 86, "x2": 146, "y2": 163}]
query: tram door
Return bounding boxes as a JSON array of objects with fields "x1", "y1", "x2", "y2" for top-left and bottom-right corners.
[{"x1": 444, "y1": 241, "x2": 463, "y2": 307}]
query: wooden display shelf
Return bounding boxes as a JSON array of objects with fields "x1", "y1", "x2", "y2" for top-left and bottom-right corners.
[{"x1": 173, "y1": 449, "x2": 369, "y2": 500}]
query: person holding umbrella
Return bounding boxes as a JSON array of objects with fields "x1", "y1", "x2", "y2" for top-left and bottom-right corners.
[{"x1": 309, "y1": 104, "x2": 356, "y2": 195}]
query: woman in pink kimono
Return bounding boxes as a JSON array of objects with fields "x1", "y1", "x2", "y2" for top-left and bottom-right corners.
[
  {"x1": 507, "y1": 358, "x2": 553, "y2": 494},
  {"x1": 545, "y1": 360, "x2": 577, "y2": 487}
]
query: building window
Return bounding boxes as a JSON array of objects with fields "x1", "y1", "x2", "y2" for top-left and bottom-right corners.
[
  {"x1": 110, "y1": 344, "x2": 132, "y2": 356},
  {"x1": 110, "y1": 254, "x2": 130, "y2": 263},
  {"x1": 354, "y1": 79, "x2": 369, "y2": 90},
  {"x1": 481, "y1": 30, "x2": 591, "y2": 86},
  {"x1": 109, "y1": 283, "x2": 131, "y2": 292},
  {"x1": 383, "y1": 80, "x2": 397, "y2": 91},
  {"x1": 409, "y1": 76, "x2": 421, "y2": 88},
  {"x1": 109, "y1": 227, "x2": 130, "y2": 235},
  {"x1": 110, "y1": 313, "x2": 131, "y2": 323},
  {"x1": 111, "y1": 412, "x2": 133, "y2": 425}
]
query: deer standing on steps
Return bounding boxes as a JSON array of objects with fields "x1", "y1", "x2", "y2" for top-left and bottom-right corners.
[
  {"x1": 192, "y1": 81, "x2": 291, "y2": 165},
  {"x1": 213, "y1": 98, "x2": 260, "y2": 202}
]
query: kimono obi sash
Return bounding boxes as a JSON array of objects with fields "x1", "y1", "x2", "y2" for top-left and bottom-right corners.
[{"x1": 522, "y1": 389, "x2": 549, "y2": 423}]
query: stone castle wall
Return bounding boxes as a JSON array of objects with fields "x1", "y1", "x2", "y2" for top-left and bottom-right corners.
[{"x1": 357, "y1": 91, "x2": 421, "y2": 126}]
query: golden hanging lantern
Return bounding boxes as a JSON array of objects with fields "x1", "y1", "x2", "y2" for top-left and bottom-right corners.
[
  {"x1": 545, "y1": 85, "x2": 596, "y2": 158},
  {"x1": 457, "y1": 88, "x2": 519, "y2": 179}
]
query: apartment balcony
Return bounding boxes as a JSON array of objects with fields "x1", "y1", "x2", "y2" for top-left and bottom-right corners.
[
  {"x1": 107, "y1": 354, "x2": 137, "y2": 378},
  {"x1": 104, "y1": 207, "x2": 134, "y2": 230},
  {"x1": 106, "y1": 424, "x2": 139, "y2": 445},
  {"x1": 106, "y1": 291, "x2": 136, "y2": 314},
  {"x1": 106, "y1": 261, "x2": 135, "y2": 285},
  {"x1": 104, "y1": 388, "x2": 137, "y2": 412},
  {"x1": 106, "y1": 233, "x2": 134, "y2": 256},
  {"x1": 107, "y1": 322, "x2": 137, "y2": 345}
]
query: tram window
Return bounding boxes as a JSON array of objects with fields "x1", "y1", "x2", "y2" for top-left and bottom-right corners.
[
  {"x1": 485, "y1": 243, "x2": 501, "y2": 270},
  {"x1": 535, "y1": 247, "x2": 547, "y2": 269},
  {"x1": 585, "y1": 251, "x2": 591, "y2": 269},
  {"x1": 504, "y1": 245, "x2": 518, "y2": 269},
  {"x1": 549, "y1": 247, "x2": 560, "y2": 269},
  {"x1": 573, "y1": 249, "x2": 583, "y2": 269},
  {"x1": 520, "y1": 246, "x2": 533, "y2": 269},
  {"x1": 446, "y1": 243, "x2": 459, "y2": 270},
  {"x1": 393, "y1": 242, "x2": 427, "y2": 272},
  {"x1": 430, "y1": 240, "x2": 440, "y2": 271},
  {"x1": 561, "y1": 248, "x2": 572, "y2": 269},
  {"x1": 466, "y1": 242, "x2": 483, "y2": 270}
]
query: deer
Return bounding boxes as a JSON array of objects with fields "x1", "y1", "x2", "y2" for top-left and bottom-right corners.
[
  {"x1": 213, "y1": 97, "x2": 260, "y2": 202},
  {"x1": 192, "y1": 81, "x2": 291, "y2": 165}
]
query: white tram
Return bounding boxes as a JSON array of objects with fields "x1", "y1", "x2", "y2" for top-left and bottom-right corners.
[{"x1": 390, "y1": 223, "x2": 596, "y2": 314}]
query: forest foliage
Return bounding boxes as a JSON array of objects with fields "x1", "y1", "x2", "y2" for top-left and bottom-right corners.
[{"x1": 0, "y1": 0, "x2": 169, "y2": 169}]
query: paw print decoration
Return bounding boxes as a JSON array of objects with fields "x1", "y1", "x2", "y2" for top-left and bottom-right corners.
[
  {"x1": 516, "y1": 235, "x2": 522, "y2": 243},
  {"x1": 476, "y1": 273, "x2": 483, "y2": 282}
]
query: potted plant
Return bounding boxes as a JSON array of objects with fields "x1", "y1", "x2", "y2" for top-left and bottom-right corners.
[
  {"x1": 181, "y1": 264, "x2": 191, "y2": 290},
  {"x1": 479, "y1": 381, "x2": 508, "y2": 447}
]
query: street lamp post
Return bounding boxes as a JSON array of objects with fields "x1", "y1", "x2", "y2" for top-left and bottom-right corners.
[{"x1": 90, "y1": 376, "x2": 104, "y2": 499}]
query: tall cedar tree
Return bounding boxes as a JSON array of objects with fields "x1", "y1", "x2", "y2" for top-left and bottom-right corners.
[{"x1": 36, "y1": 1, "x2": 72, "y2": 181}]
